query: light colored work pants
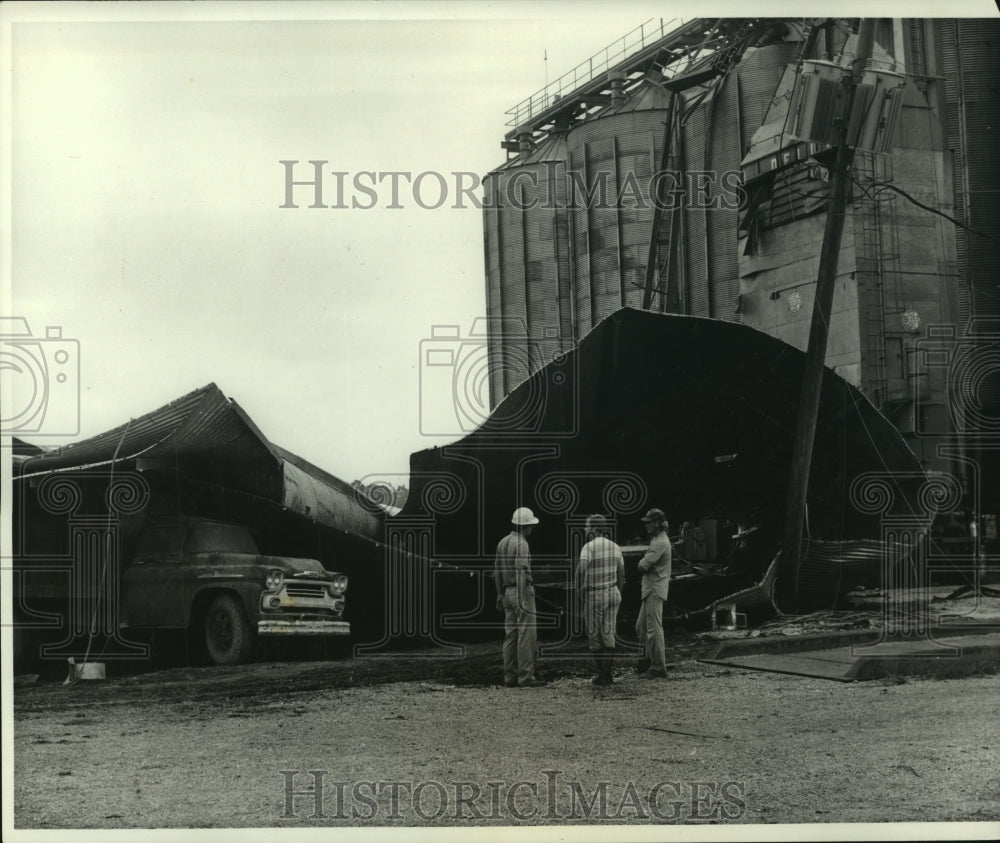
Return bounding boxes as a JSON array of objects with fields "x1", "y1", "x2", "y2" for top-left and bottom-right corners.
[
  {"x1": 584, "y1": 586, "x2": 621, "y2": 650},
  {"x1": 635, "y1": 592, "x2": 666, "y2": 673},
  {"x1": 502, "y1": 585, "x2": 537, "y2": 684}
]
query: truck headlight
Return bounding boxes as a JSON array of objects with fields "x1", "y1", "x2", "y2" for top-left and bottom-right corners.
[
  {"x1": 329, "y1": 574, "x2": 348, "y2": 596},
  {"x1": 265, "y1": 569, "x2": 284, "y2": 590}
]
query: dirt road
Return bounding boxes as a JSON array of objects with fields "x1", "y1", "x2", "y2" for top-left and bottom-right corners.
[{"x1": 12, "y1": 641, "x2": 1000, "y2": 830}]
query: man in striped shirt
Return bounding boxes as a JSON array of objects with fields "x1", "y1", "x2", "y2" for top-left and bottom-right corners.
[{"x1": 576, "y1": 514, "x2": 625, "y2": 686}]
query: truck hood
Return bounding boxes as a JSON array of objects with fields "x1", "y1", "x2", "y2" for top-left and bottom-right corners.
[{"x1": 189, "y1": 553, "x2": 339, "y2": 578}]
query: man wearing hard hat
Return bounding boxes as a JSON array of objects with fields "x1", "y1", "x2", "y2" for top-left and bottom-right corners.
[
  {"x1": 635, "y1": 508, "x2": 672, "y2": 678},
  {"x1": 493, "y1": 506, "x2": 543, "y2": 688},
  {"x1": 576, "y1": 514, "x2": 625, "y2": 686}
]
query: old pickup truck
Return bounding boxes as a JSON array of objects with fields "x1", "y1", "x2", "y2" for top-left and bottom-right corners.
[{"x1": 120, "y1": 517, "x2": 350, "y2": 664}]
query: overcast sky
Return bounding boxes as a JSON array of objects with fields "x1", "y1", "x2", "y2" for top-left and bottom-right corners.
[{"x1": 4, "y1": 0, "x2": 988, "y2": 484}]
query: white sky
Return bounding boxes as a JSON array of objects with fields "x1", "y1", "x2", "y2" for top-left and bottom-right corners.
[{"x1": 4, "y1": 0, "x2": 993, "y2": 485}]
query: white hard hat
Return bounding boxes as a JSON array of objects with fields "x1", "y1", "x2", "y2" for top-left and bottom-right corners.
[{"x1": 511, "y1": 506, "x2": 539, "y2": 526}]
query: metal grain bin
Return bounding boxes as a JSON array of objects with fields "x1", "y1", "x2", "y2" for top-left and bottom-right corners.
[
  {"x1": 483, "y1": 131, "x2": 572, "y2": 406},
  {"x1": 681, "y1": 96, "x2": 710, "y2": 318},
  {"x1": 566, "y1": 78, "x2": 674, "y2": 329},
  {"x1": 707, "y1": 70, "x2": 742, "y2": 321}
]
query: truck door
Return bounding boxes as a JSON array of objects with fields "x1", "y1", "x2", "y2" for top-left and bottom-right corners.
[{"x1": 121, "y1": 522, "x2": 188, "y2": 628}]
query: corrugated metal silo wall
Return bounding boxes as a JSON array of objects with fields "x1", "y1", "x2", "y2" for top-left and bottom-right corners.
[
  {"x1": 483, "y1": 150, "x2": 572, "y2": 404},
  {"x1": 483, "y1": 176, "x2": 505, "y2": 408},
  {"x1": 580, "y1": 131, "x2": 620, "y2": 324},
  {"x1": 522, "y1": 157, "x2": 571, "y2": 375},
  {"x1": 939, "y1": 17, "x2": 1000, "y2": 501},
  {"x1": 496, "y1": 170, "x2": 528, "y2": 399},
  {"x1": 566, "y1": 135, "x2": 594, "y2": 336},
  {"x1": 957, "y1": 19, "x2": 1000, "y2": 326},
  {"x1": 549, "y1": 162, "x2": 575, "y2": 355},
  {"x1": 682, "y1": 100, "x2": 710, "y2": 317},
  {"x1": 938, "y1": 18, "x2": 1000, "y2": 330},
  {"x1": 567, "y1": 102, "x2": 672, "y2": 327},
  {"x1": 706, "y1": 70, "x2": 742, "y2": 320},
  {"x1": 938, "y1": 19, "x2": 971, "y2": 327}
]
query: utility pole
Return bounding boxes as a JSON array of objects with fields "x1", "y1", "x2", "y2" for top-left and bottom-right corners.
[{"x1": 778, "y1": 19, "x2": 877, "y2": 612}]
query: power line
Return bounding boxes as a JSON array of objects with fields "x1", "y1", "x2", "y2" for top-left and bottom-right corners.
[{"x1": 820, "y1": 160, "x2": 1000, "y2": 248}]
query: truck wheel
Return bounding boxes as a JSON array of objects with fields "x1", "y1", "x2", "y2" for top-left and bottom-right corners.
[{"x1": 204, "y1": 595, "x2": 254, "y2": 665}]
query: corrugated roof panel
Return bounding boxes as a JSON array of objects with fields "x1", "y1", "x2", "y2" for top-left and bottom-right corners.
[
  {"x1": 15, "y1": 384, "x2": 383, "y2": 542},
  {"x1": 14, "y1": 384, "x2": 230, "y2": 475}
]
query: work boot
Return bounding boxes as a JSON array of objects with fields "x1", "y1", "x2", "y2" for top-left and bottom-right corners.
[
  {"x1": 635, "y1": 656, "x2": 651, "y2": 674},
  {"x1": 589, "y1": 650, "x2": 602, "y2": 684},
  {"x1": 604, "y1": 647, "x2": 615, "y2": 684},
  {"x1": 592, "y1": 649, "x2": 613, "y2": 686}
]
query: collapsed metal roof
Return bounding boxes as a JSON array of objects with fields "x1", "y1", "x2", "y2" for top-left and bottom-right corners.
[
  {"x1": 401, "y1": 307, "x2": 924, "y2": 560},
  {"x1": 14, "y1": 383, "x2": 383, "y2": 541}
]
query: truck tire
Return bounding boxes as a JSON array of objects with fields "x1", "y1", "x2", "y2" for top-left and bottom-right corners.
[{"x1": 204, "y1": 594, "x2": 254, "y2": 665}]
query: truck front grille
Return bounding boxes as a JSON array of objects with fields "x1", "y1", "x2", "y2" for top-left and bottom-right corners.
[{"x1": 285, "y1": 583, "x2": 327, "y2": 599}]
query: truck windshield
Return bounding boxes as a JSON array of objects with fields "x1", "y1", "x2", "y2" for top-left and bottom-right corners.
[{"x1": 185, "y1": 522, "x2": 259, "y2": 555}]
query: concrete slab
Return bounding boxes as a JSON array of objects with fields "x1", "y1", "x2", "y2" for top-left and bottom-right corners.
[
  {"x1": 701, "y1": 631, "x2": 1000, "y2": 682},
  {"x1": 702, "y1": 652, "x2": 859, "y2": 681}
]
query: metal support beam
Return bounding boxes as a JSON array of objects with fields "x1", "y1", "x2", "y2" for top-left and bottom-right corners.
[
  {"x1": 778, "y1": 19, "x2": 877, "y2": 612},
  {"x1": 642, "y1": 92, "x2": 677, "y2": 310}
]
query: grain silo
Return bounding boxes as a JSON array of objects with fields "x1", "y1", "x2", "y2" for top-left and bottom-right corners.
[
  {"x1": 565, "y1": 71, "x2": 675, "y2": 333},
  {"x1": 484, "y1": 19, "x2": 803, "y2": 405},
  {"x1": 483, "y1": 127, "x2": 573, "y2": 408}
]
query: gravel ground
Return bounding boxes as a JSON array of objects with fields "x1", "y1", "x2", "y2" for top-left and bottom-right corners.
[{"x1": 12, "y1": 642, "x2": 1000, "y2": 831}]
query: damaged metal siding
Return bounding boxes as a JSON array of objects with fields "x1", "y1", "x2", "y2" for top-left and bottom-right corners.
[{"x1": 281, "y1": 460, "x2": 381, "y2": 539}]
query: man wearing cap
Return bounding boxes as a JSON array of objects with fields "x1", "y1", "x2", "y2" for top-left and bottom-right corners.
[
  {"x1": 635, "y1": 508, "x2": 672, "y2": 678},
  {"x1": 493, "y1": 506, "x2": 543, "y2": 688},
  {"x1": 576, "y1": 514, "x2": 625, "y2": 686}
]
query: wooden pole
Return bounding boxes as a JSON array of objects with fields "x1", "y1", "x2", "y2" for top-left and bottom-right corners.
[
  {"x1": 777, "y1": 19, "x2": 877, "y2": 612},
  {"x1": 643, "y1": 92, "x2": 677, "y2": 311}
]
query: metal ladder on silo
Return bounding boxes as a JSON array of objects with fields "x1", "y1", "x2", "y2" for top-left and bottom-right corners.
[{"x1": 855, "y1": 150, "x2": 889, "y2": 409}]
